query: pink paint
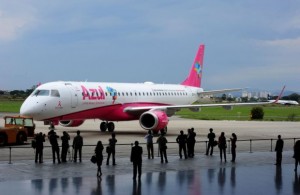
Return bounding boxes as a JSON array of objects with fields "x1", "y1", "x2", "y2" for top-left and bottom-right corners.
[
  {"x1": 47, "y1": 102, "x2": 170, "y2": 122},
  {"x1": 181, "y1": 44, "x2": 205, "y2": 88},
  {"x1": 81, "y1": 85, "x2": 106, "y2": 100}
]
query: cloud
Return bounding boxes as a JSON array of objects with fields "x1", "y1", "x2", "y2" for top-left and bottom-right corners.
[
  {"x1": 260, "y1": 37, "x2": 300, "y2": 48},
  {"x1": 0, "y1": 4, "x2": 36, "y2": 42}
]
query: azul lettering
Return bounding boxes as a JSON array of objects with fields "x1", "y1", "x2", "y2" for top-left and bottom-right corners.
[{"x1": 81, "y1": 85, "x2": 106, "y2": 100}]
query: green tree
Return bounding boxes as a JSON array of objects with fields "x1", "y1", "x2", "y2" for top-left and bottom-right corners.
[{"x1": 250, "y1": 107, "x2": 264, "y2": 120}]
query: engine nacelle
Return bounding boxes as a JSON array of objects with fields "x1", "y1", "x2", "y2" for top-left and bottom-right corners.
[
  {"x1": 139, "y1": 110, "x2": 169, "y2": 131},
  {"x1": 59, "y1": 120, "x2": 85, "y2": 127}
]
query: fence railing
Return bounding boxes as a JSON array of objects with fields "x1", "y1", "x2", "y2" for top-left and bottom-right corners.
[{"x1": 1, "y1": 137, "x2": 299, "y2": 164}]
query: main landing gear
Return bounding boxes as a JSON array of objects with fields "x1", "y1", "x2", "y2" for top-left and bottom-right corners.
[{"x1": 100, "y1": 121, "x2": 115, "y2": 132}]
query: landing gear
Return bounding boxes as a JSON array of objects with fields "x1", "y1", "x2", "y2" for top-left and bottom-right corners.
[
  {"x1": 100, "y1": 122, "x2": 107, "y2": 132},
  {"x1": 160, "y1": 127, "x2": 167, "y2": 134},
  {"x1": 100, "y1": 121, "x2": 115, "y2": 132},
  {"x1": 152, "y1": 127, "x2": 168, "y2": 135}
]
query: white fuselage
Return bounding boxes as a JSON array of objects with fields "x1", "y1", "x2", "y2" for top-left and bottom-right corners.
[{"x1": 20, "y1": 81, "x2": 202, "y2": 121}]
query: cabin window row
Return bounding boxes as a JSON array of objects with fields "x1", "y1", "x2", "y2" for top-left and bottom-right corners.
[{"x1": 82, "y1": 91, "x2": 188, "y2": 97}]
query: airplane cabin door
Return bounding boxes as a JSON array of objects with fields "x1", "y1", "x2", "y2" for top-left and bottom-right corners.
[{"x1": 66, "y1": 83, "x2": 78, "y2": 108}]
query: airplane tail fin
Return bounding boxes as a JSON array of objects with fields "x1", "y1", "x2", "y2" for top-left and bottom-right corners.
[{"x1": 181, "y1": 44, "x2": 205, "y2": 88}]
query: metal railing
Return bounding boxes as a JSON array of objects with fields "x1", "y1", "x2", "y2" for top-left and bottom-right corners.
[{"x1": 1, "y1": 137, "x2": 299, "y2": 164}]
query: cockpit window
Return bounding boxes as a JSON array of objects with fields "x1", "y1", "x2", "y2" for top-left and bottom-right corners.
[
  {"x1": 51, "y1": 90, "x2": 60, "y2": 97},
  {"x1": 32, "y1": 90, "x2": 50, "y2": 96}
]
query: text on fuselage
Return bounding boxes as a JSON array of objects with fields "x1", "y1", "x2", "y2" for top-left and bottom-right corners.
[{"x1": 81, "y1": 85, "x2": 106, "y2": 100}]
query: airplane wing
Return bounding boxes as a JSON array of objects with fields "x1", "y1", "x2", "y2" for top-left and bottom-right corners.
[
  {"x1": 124, "y1": 86, "x2": 286, "y2": 115},
  {"x1": 198, "y1": 88, "x2": 243, "y2": 96},
  {"x1": 123, "y1": 101, "x2": 271, "y2": 116}
]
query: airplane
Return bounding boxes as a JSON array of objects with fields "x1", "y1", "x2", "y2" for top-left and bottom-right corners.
[
  {"x1": 268, "y1": 100, "x2": 299, "y2": 105},
  {"x1": 267, "y1": 92, "x2": 299, "y2": 105},
  {"x1": 20, "y1": 44, "x2": 277, "y2": 133}
]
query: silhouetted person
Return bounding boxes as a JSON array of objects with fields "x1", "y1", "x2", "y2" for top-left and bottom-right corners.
[
  {"x1": 107, "y1": 133, "x2": 117, "y2": 165},
  {"x1": 294, "y1": 140, "x2": 300, "y2": 172},
  {"x1": 49, "y1": 131, "x2": 61, "y2": 163},
  {"x1": 230, "y1": 133, "x2": 237, "y2": 162},
  {"x1": 176, "y1": 130, "x2": 187, "y2": 159},
  {"x1": 95, "y1": 141, "x2": 104, "y2": 177},
  {"x1": 61, "y1": 131, "x2": 70, "y2": 162},
  {"x1": 274, "y1": 135, "x2": 284, "y2": 166},
  {"x1": 73, "y1": 130, "x2": 83, "y2": 162},
  {"x1": 35, "y1": 132, "x2": 45, "y2": 163},
  {"x1": 145, "y1": 130, "x2": 154, "y2": 159},
  {"x1": 131, "y1": 141, "x2": 143, "y2": 180},
  {"x1": 187, "y1": 128, "x2": 196, "y2": 158},
  {"x1": 157, "y1": 132, "x2": 168, "y2": 163},
  {"x1": 206, "y1": 128, "x2": 216, "y2": 156},
  {"x1": 218, "y1": 132, "x2": 227, "y2": 162}
]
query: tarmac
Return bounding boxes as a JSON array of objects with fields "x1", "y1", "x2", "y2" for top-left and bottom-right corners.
[
  {"x1": 0, "y1": 150, "x2": 299, "y2": 195},
  {"x1": 0, "y1": 116, "x2": 300, "y2": 194}
]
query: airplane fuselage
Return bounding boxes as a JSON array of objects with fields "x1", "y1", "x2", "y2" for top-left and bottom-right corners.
[{"x1": 21, "y1": 81, "x2": 202, "y2": 122}]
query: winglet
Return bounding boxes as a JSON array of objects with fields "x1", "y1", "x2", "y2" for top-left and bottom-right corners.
[{"x1": 274, "y1": 85, "x2": 286, "y2": 103}]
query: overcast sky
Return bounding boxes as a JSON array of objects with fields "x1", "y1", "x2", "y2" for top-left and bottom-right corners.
[{"x1": 0, "y1": 1, "x2": 299, "y2": 92}]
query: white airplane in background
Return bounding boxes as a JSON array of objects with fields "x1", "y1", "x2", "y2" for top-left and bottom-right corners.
[
  {"x1": 20, "y1": 44, "x2": 278, "y2": 133},
  {"x1": 268, "y1": 100, "x2": 299, "y2": 105}
]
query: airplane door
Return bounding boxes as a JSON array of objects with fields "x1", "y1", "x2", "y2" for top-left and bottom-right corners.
[{"x1": 66, "y1": 84, "x2": 78, "y2": 108}]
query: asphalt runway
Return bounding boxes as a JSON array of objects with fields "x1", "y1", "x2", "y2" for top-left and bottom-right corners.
[
  {"x1": 0, "y1": 116, "x2": 300, "y2": 195},
  {"x1": 0, "y1": 116, "x2": 299, "y2": 162}
]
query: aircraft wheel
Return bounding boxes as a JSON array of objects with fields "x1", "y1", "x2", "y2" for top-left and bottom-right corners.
[
  {"x1": 100, "y1": 122, "x2": 107, "y2": 132},
  {"x1": 16, "y1": 132, "x2": 27, "y2": 144},
  {"x1": 0, "y1": 134, "x2": 7, "y2": 146},
  {"x1": 107, "y1": 122, "x2": 115, "y2": 132}
]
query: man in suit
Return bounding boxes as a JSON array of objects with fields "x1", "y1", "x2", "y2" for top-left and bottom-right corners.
[{"x1": 131, "y1": 141, "x2": 143, "y2": 180}]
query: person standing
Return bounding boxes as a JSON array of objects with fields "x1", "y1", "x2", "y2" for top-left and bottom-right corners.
[
  {"x1": 176, "y1": 130, "x2": 187, "y2": 159},
  {"x1": 61, "y1": 131, "x2": 70, "y2": 163},
  {"x1": 218, "y1": 132, "x2": 227, "y2": 162},
  {"x1": 187, "y1": 128, "x2": 196, "y2": 158},
  {"x1": 157, "y1": 132, "x2": 168, "y2": 163},
  {"x1": 131, "y1": 141, "x2": 143, "y2": 180},
  {"x1": 106, "y1": 133, "x2": 117, "y2": 165},
  {"x1": 145, "y1": 130, "x2": 154, "y2": 159},
  {"x1": 293, "y1": 140, "x2": 300, "y2": 172},
  {"x1": 49, "y1": 131, "x2": 61, "y2": 164},
  {"x1": 275, "y1": 135, "x2": 284, "y2": 166},
  {"x1": 95, "y1": 141, "x2": 104, "y2": 177},
  {"x1": 206, "y1": 128, "x2": 216, "y2": 156},
  {"x1": 230, "y1": 133, "x2": 237, "y2": 162},
  {"x1": 73, "y1": 130, "x2": 83, "y2": 162},
  {"x1": 35, "y1": 132, "x2": 45, "y2": 163}
]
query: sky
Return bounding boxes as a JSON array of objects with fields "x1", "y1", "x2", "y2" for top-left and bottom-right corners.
[{"x1": 0, "y1": 1, "x2": 299, "y2": 93}]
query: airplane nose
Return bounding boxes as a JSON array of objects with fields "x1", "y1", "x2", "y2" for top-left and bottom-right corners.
[
  {"x1": 20, "y1": 101, "x2": 32, "y2": 116},
  {"x1": 20, "y1": 100, "x2": 39, "y2": 118}
]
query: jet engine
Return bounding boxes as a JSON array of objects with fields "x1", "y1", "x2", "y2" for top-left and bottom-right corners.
[
  {"x1": 59, "y1": 120, "x2": 85, "y2": 127},
  {"x1": 139, "y1": 110, "x2": 169, "y2": 131}
]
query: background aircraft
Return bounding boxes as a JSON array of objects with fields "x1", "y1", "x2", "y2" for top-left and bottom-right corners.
[{"x1": 20, "y1": 44, "x2": 272, "y2": 133}]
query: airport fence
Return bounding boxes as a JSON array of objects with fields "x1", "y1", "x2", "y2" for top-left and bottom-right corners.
[{"x1": 0, "y1": 137, "x2": 299, "y2": 164}]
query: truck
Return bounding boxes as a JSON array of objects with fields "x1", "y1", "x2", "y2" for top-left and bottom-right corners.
[{"x1": 0, "y1": 115, "x2": 35, "y2": 146}]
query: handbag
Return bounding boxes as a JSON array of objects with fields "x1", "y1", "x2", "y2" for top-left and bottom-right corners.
[
  {"x1": 91, "y1": 155, "x2": 97, "y2": 164},
  {"x1": 213, "y1": 140, "x2": 218, "y2": 147},
  {"x1": 106, "y1": 146, "x2": 112, "y2": 154}
]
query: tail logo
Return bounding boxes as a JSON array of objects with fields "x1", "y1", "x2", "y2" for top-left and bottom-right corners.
[{"x1": 194, "y1": 62, "x2": 202, "y2": 78}]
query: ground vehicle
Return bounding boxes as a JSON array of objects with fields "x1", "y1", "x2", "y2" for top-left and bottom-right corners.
[{"x1": 0, "y1": 116, "x2": 35, "y2": 145}]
